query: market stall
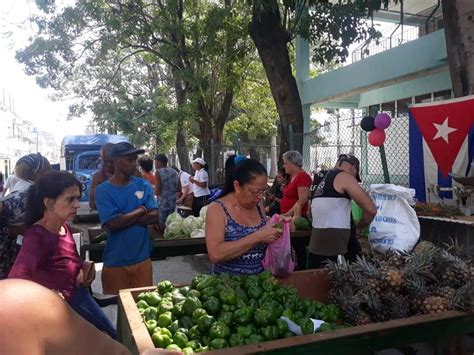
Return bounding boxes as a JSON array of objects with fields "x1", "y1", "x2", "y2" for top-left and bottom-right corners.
[
  {"x1": 117, "y1": 268, "x2": 474, "y2": 355},
  {"x1": 80, "y1": 229, "x2": 312, "y2": 264}
]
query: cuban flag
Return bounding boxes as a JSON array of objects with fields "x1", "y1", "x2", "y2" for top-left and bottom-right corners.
[{"x1": 409, "y1": 95, "x2": 474, "y2": 202}]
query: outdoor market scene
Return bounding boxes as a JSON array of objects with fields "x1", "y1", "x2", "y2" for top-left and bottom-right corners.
[{"x1": 0, "y1": 0, "x2": 474, "y2": 354}]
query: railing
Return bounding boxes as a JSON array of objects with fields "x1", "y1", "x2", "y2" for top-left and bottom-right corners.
[{"x1": 351, "y1": 26, "x2": 420, "y2": 63}]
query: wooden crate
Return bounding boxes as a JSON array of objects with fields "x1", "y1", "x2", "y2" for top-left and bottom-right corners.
[{"x1": 118, "y1": 269, "x2": 474, "y2": 355}]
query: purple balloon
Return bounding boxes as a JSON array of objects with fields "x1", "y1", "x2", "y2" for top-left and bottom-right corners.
[{"x1": 374, "y1": 113, "x2": 391, "y2": 129}]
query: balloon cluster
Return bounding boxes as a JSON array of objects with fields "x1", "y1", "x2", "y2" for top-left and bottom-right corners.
[{"x1": 360, "y1": 113, "x2": 391, "y2": 147}]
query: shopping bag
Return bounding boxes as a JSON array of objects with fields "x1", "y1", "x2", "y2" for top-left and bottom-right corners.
[
  {"x1": 368, "y1": 184, "x2": 420, "y2": 253},
  {"x1": 262, "y1": 215, "x2": 295, "y2": 277}
]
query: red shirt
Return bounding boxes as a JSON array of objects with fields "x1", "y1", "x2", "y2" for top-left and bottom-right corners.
[
  {"x1": 281, "y1": 171, "x2": 312, "y2": 215},
  {"x1": 9, "y1": 223, "x2": 82, "y2": 301},
  {"x1": 142, "y1": 172, "x2": 156, "y2": 186}
]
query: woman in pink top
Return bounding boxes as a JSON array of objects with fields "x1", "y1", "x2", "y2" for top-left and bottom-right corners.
[
  {"x1": 9, "y1": 171, "x2": 116, "y2": 338},
  {"x1": 280, "y1": 150, "x2": 312, "y2": 216}
]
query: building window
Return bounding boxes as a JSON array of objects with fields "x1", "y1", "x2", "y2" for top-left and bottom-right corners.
[
  {"x1": 381, "y1": 101, "x2": 395, "y2": 117},
  {"x1": 396, "y1": 97, "x2": 413, "y2": 116},
  {"x1": 433, "y1": 89, "x2": 452, "y2": 101}
]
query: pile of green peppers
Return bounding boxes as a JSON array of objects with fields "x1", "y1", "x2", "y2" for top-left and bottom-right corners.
[{"x1": 136, "y1": 272, "x2": 346, "y2": 353}]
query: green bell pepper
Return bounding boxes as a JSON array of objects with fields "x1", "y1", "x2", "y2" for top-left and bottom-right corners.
[
  {"x1": 158, "y1": 300, "x2": 174, "y2": 315},
  {"x1": 173, "y1": 331, "x2": 189, "y2": 348},
  {"x1": 284, "y1": 331, "x2": 294, "y2": 338},
  {"x1": 209, "y1": 321, "x2": 231, "y2": 340},
  {"x1": 247, "y1": 285, "x2": 263, "y2": 300},
  {"x1": 166, "y1": 344, "x2": 182, "y2": 351},
  {"x1": 172, "y1": 301, "x2": 186, "y2": 318},
  {"x1": 233, "y1": 306, "x2": 255, "y2": 325},
  {"x1": 154, "y1": 327, "x2": 172, "y2": 338},
  {"x1": 187, "y1": 289, "x2": 201, "y2": 299},
  {"x1": 201, "y1": 335, "x2": 210, "y2": 346},
  {"x1": 191, "y1": 274, "x2": 206, "y2": 289},
  {"x1": 254, "y1": 308, "x2": 272, "y2": 327},
  {"x1": 321, "y1": 304, "x2": 342, "y2": 323},
  {"x1": 162, "y1": 292, "x2": 173, "y2": 300},
  {"x1": 191, "y1": 308, "x2": 207, "y2": 323},
  {"x1": 281, "y1": 308, "x2": 294, "y2": 319},
  {"x1": 298, "y1": 318, "x2": 314, "y2": 335},
  {"x1": 179, "y1": 286, "x2": 190, "y2": 296},
  {"x1": 187, "y1": 325, "x2": 201, "y2": 340},
  {"x1": 203, "y1": 296, "x2": 221, "y2": 316},
  {"x1": 276, "y1": 319, "x2": 289, "y2": 337},
  {"x1": 235, "y1": 286, "x2": 248, "y2": 302},
  {"x1": 136, "y1": 291, "x2": 147, "y2": 302},
  {"x1": 197, "y1": 314, "x2": 215, "y2": 334},
  {"x1": 261, "y1": 277, "x2": 278, "y2": 292},
  {"x1": 209, "y1": 338, "x2": 228, "y2": 350},
  {"x1": 218, "y1": 311, "x2": 233, "y2": 327},
  {"x1": 151, "y1": 332, "x2": 172, "y2": 348},
  {"x1": 229, "y1": 333, "x2": 245, "y2": 347},
  {"x1": 259, "y1": 270, "x2": 272, "y2": 280},
  {"x1": 183, "y1": 296, "x2": 203, "y2": 317},
  {"x1": 168, "y1": 319, "x2": 179, "y2": 335},
  {"x1": 196, "y1": 275, "x2": 217, "y2": 291},
  {"x1": 176, "y1": 327, "x2": 188, "y2": 335},
  {"x1": 157, "y1": 311, "x2": 172, "y2": 328},
  {"x1": 245, "y1": 334, "x2": 264, "y2": 345},
  {"x1": 136, "y1": 300, "x2": 149, "y2": 309},
  {"x1": 196, "y1": 346, "x2": 209, "y2": 353},
  {"x1": 157, "y1": 280, "x2": 174, "y2": 295},
  {"x1": 186, "y1": 340, "x2": 202, "y2": 351},
  {"x1": 143, "y1": 307, "x2": 158, "y2": 321},
  {"x1": 182, "y1": 347, "x2": 194, "y2": 355},
  {"x1": 138, "y1": 308, "x2": 146, "y2": 316},
  {"x1": 179, "y1": 315, "x2": 194, "y2": 329},
  {"x1": 219, "y1": 288, "x2": 237, "y2": 305},
  {"x1": 319, "y1": 323, "x2": 332, "y2": 332},
  {"x1": 144, "y1": 291, "x2": 161, "y2": 307},
  {"x1": 200, "y1": 287, "x2": 219, "y2": 301},
  {"x1": 261, "y1": 325, "x2": 279, "y2": 341},
  {"x1": 146, "y1": 320, "x2": 158, "y2": 334},
  {"x1": 172, "y1": 292, "x2": 186, "y2": 304},
  {"x1": 237, "y1": 325, "x2": 255, "y2": 338}
]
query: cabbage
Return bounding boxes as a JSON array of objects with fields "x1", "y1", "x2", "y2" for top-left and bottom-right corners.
[
  {"x1": 199, "y1": 206, "x2": 208, "y2": 220},
  {"x1": 166, "y1": 212, "x2": 183, "y2": 227},
  {"x1": 190, "y1": 229, "x2": 205, "y2": 239},
  {"x1": 182, "y1": 216, "x2": 201, "y2": 236},
  {"x1": 164, "y1": 221, "x2": 183, "y2": 239},
  {"x1": 196, "y1": 217, "x2": 204, "y2": 228}
]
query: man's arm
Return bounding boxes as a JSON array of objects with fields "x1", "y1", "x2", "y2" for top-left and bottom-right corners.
[
  {"x1": 136, "y1": 209, "x2": 160, "y2": 225},
  {"x1": 154, "y1": 171, "x2": 161, "y2": 196},
  {"x1": 103, "y1": 207, "x2": 147, "y2": 231},
  {"x1": 337, "y1": 174, "x2": 377, "y2": 231},
  {"x1": 88, "y1": 172, "x2": 101, "y2": 210}
]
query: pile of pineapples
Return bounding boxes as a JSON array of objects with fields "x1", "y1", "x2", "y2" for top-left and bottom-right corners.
[{"x1": 326, "y1": 241, "x2": 474, "y2": 326}]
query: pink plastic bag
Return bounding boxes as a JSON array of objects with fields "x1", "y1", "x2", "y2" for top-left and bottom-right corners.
[{"x1": 262, "y1": 215, "x2": 295, "y2": 277}]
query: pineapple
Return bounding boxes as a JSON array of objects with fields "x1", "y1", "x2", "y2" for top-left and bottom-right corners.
[
  {"x1": 383, "y1": 293, "x2": 411, "y2": 320},
  {"x1": 366, "y1": 278, "x2": 383, "y2": 298},
  {"x1": 422, "y1": 296, "x2": 447, "y2": 314},
  {"x1": 381, "y1": 266, "x2": 404, "y2": 289},
  {"x1": 405, "y1": 277, "x2": 430, "y2": 314}
]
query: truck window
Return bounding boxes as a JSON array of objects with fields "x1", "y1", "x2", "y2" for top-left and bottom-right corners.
[{"x1": 78, "y1": 155, "x2": 101, "y2": 170}]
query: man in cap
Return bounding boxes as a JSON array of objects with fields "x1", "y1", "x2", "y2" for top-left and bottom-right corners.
[
  {"x1": 95, "y1": 142, "x2": 159, "y2": 294},
  {"x1": 308, "y1": 154, "x2": 376, "y2": 268}
]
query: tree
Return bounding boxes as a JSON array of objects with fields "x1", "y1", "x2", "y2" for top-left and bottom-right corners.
[
  {"x1": 247, "y1": 0, "x2": 388, "y2": 154},
  {"x1": 441, "y1": 0, "x2": 474, "y2": 97}
]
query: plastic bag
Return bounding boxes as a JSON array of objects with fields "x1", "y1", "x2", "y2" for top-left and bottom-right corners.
[
  {"x1": 262, "y1": 215, "x2": 295, "y2": 277},
  {"x1": 368, "y1": 184, "x2": 420, "y2": 253}
]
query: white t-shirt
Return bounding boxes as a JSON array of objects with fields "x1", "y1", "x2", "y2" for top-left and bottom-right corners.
[
  {"x1": 192, "y1": 169, "x2": 210, "y2": 197},
  {"x1": 179, "y1": 171, "x2": 191, "y2": 192}
]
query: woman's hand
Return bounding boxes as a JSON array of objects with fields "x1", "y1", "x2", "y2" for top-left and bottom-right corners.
[
  {"x1": 189, "y1": 176, "x2": 195, "y2": 184},
  {"x1": 75, "y1": 269, "x2": 84, "y2": 287},
  {"x1": 256, "y1": 225, "x2": 282, "y2": 244}
]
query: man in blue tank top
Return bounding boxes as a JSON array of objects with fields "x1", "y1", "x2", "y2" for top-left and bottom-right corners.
[{"x1": 308, "y1": 154, "x2": 376, "y2": 268}]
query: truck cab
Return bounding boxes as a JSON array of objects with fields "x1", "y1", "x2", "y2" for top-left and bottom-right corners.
[{"x1": 60, "y1": 134, "x2": 128, "y2": 217}]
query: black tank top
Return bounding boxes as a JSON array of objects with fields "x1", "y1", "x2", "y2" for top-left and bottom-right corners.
[{"x1": 312, "y1": 169, "x2": 350, "y2": 200}]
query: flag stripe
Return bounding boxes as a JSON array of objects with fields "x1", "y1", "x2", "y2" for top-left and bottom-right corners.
[{"x1": 409, "y1": 112, "x2": 426, "y2": 202}]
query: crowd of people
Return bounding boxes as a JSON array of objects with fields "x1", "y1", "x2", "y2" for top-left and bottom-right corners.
[{"x1": 0, "y1": 142, "x2": 377, "y2": 353}]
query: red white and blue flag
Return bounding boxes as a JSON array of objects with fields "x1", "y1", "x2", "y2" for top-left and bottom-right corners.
[{"x1": 409, "y1": 95, "x2": 474, "y2": 202}]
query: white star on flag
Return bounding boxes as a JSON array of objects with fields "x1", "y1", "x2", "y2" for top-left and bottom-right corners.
[{"x1": 432, "y1": 117, "x2": 458, "y2": 143}]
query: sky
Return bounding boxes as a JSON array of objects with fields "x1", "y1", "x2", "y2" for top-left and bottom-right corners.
[{"x1": 0, "y1": 0, "x2": 89, "y2": 141}]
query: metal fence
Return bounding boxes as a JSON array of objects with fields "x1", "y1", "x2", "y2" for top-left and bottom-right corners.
[
  {"x1": 207, "y1": 142, "x2": 278, "y2": 186},
  {"x1": 305, "y1": 110, "x2": 410, "y2": 187}
]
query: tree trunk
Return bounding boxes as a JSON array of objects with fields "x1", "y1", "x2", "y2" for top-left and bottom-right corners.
[
  {"x1": 442, "y1": 0, "x2": 474, "y2": 97},
  {"x1": 174, "y1": 78, "x2": 192, "y2": 173},
  {"x1": 249, "y1": 0, "x2": 304, "y2": 155}
]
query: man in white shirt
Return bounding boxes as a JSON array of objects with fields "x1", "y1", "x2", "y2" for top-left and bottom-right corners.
[
  {"x1": 189, "y1": 158, "x2": 210, "y2": 216},
  {"x1": 173, "y1": 166, "x2": 192, "y2": 207}
]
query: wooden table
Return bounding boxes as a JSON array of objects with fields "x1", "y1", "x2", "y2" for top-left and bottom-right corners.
[{"x1": 80, "y1": 230, "x2": 312, "y2": 266}]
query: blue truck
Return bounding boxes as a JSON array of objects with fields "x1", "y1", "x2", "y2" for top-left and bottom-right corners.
[{"x1": 60, "y1": 134, "x2": 128, "y2": 216}]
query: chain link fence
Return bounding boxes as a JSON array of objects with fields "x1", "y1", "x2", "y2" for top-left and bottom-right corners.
[
  {"x1": 207, "y1": 142, "x2": 278, "y2": 186},
  {"x1": 305, "y1": 110, "x2": 410, "y2": 187}
]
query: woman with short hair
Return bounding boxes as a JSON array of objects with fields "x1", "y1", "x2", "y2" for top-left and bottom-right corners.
[{"x1": 280, "y1": 150, "x2": 312, "y2": 217}]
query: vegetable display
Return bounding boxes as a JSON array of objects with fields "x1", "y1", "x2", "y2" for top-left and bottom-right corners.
[
  {"x1": 164, "y1": 210, "x2": 206, "y2": 239},
  {"x1": 136, "y1": 272, "x2": 346, "y2": 352}
]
